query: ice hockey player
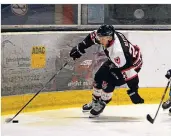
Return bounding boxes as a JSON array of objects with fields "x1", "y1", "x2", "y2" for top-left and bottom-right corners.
[
  {"x1": 162, "y1": 69, "x2": 171, "y2": 115},
  {"x1": 70, "y1": 24, "x2": 144, "y2": 117}
]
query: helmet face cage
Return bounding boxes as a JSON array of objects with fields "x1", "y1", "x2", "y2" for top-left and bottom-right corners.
[{"x1": 97, "y1": 24, "x2": 115, "y2": 37}]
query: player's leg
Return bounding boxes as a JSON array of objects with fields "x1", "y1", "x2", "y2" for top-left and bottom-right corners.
[
  {"x1": 162, "y1": 69, "x2": 171, "y2": 110},
  {"x1": 82, "y1": 84, "x2": 102, "y2": 112},
  {"x1": 162, "y1": 88, "x2": 171, "y2": 109},
  {"x1": 82, "y1": 61, "x2": 110, "y2": 112},
  {"x1": 89, "y1": 68, "x2": 122, "y2": 117},
  {"x1": 89, "y1": 81, "x2": 115, "y2": 117}
]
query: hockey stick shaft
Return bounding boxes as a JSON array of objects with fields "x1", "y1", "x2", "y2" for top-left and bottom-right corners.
[
  {"x1": 147, "y1": 78, "x2": 171, "y2": 124},
  {"x1": 8, "y1": 60, "x2": 71, "y2": 122}
]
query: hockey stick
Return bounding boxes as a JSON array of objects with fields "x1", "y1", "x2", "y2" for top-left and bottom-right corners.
[
  {"x1": 146, "y1": 78, "x2": 171, "y2": 124},
  {"x1": 5, "y1": 59, "x2": 72, "y2": 123}
]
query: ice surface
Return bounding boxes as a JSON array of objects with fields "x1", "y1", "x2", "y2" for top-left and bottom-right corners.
[{"x1": 1, "y1": 104, "x2": 171, "y2": 136}]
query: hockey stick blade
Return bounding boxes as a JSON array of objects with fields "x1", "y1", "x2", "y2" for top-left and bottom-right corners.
[
  {"x1": 146, "y1": 78, "x2": 171, "y2": 124},
  {"x1": 5, "y1": 59, "x2": 72, "y2": 123},
  {"x1": 146, "y1": 114, "x2": 154, "y2": 124},
  {"x1": 5, "y1": 118, "x2": 13, "y2": 123}
]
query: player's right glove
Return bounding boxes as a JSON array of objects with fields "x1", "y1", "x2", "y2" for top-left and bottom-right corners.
[
  {"x1": 70, "y1": 46, "x2": 85, "y2": 60},
  {"x1": 165, "y1": 69, "x2": 171, "y2": 79},
  {"x1": 127, "y1": 90, "x2": 144, "y2": 104}
]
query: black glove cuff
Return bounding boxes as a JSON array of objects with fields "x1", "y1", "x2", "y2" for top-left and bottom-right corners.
[{"x1": 70, "y1": 46, "x2": 82, "y2": 60}]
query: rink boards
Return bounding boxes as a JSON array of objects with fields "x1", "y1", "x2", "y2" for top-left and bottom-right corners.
[
  {"x1": 2, "y1": 88, "x2": 170, "y2": 115},
  {"x1": 1, "y1": 31, "x2": 171, "y2": 115}
]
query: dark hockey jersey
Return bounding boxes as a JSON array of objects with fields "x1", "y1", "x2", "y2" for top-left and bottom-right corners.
[{"x1": 77, "y1": 30, "x2": 143, "y2": 81}]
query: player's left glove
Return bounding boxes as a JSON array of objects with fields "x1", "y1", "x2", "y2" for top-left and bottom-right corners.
[
  {"x1": 165, "y1": 69, "x2": 171, "y2": 79},
  {"x1": 70, "y1": 45, "x2": 85, "y2": 60},
  {"x1": 127, "y1": 90, "x2": 144, "y2": 104}
]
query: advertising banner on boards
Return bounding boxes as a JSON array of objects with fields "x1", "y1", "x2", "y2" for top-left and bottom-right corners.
[{"x1": 2, "y1": 32, "x2": 125, "y2": 96}]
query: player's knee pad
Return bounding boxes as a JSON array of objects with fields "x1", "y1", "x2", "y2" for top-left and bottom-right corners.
[
  {"x1": 101, "y1": 90, "x2": 113, "y2": 104},
  {"x1": 92, "y1": 87, "x2": 102, "y2": 98}
]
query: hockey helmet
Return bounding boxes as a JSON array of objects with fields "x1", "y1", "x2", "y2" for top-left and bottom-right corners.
[{"x1": 97, "y1": 24, "x2": 115, "y2": 37}]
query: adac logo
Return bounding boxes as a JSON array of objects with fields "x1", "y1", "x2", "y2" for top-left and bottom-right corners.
[{"x1": 32, "y1": 46, "x2": 45, "y2": 54}]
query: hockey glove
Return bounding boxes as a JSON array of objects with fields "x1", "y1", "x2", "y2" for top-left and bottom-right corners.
[
  {"x1": 70, "y1": 46, "x2": 84, "y2": 60},
  {"x1": 165, "y1": 69, "x2": 171, "y2": 79},
  {"x1": 127, "y1": 90, "x2": 144, "y2": 104}
]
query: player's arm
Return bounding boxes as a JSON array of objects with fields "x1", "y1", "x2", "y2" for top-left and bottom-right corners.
[
  {"x1": 70, "y1": 30, "x2": 100, "y2": 60},
  {"x1": 118, "y1": 32, "x2": 142, "y2": 68}
]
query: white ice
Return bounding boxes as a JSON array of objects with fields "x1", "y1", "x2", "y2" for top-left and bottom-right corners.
[{"x1": 1, "y1": 104, "x2": 171, "y2": 136}]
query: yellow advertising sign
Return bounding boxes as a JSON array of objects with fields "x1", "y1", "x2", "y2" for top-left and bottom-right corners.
[{"x1": 31, "y1": 46, "x2": 46, "y2": 68}]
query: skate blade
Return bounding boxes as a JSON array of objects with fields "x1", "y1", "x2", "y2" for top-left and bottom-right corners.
[
  {"x1": 89, "y1": 114, "x2": 100, "y2": 118},
  {"x1": 162, "y1": 107, "x2": 171, "y2": 110},
  {"x1": 82, "y1": 110, "x2": 91, "y2": 113}
]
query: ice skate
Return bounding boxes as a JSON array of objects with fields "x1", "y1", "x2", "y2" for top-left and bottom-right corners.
[
  {"x1": 89, "y1": 99, "x2": 106, "y2": 118},
  {"x1": 162, "y1": 97, "x2": 171, "y2": 110},
  {"x1": 82, "y1": 97, "x2": 99, "y2": 112},
  {"x1": 169, "y1": 108, "x2": 171, "y2": 116}
]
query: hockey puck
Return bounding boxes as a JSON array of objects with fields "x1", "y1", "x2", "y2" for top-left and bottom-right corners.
[{"x1": 12, "y1": 120, "x2": 19, "y2": 123}]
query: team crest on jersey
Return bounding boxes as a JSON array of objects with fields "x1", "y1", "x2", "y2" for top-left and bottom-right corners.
[{"x1": 114, "y1": 57, "x2": 120, "y2": 64}]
